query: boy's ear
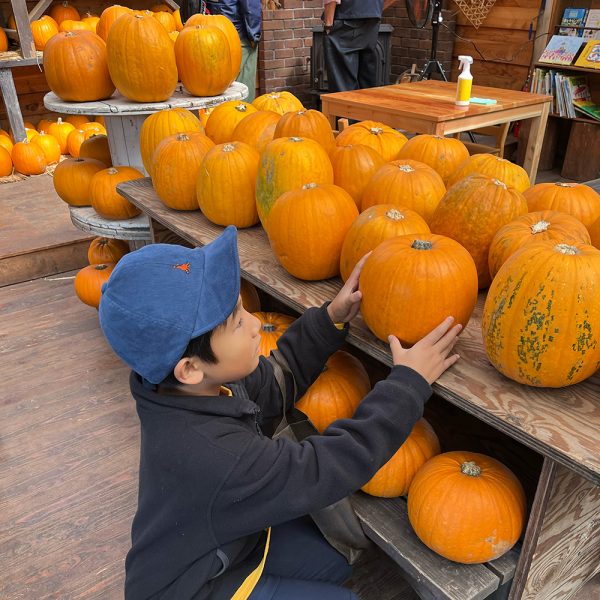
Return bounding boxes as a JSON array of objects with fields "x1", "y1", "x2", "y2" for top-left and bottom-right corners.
[{"x1": 173, "y1": 356, "x2": 205, "y2": 385}]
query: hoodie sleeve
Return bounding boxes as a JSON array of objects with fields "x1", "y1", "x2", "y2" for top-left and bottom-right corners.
[
  {"x1": 239, "y1": 0, "x2": 262, "y2": 43},
  {"x1": 211, "y1": 365, "x2": 431, "y2": 544}
]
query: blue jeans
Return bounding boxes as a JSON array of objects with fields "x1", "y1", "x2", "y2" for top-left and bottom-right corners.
[{"x1": 248, "y1": 516, "x2": 359, "y2": 600}]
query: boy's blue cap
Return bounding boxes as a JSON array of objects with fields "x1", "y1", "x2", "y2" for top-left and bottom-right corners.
[{"x1": 99, "y1": 226, "x2": 240, "y2": 385}]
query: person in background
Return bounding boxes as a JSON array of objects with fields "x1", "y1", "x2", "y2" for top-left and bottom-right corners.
[
  {"x1": 323, "y1": 0, "x2": 384, "y2": 92},
  {"x1": 206, "y1": 0, "x2": 262, "y2": 101}
]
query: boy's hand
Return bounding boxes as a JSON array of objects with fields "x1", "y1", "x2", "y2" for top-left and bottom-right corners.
[
  {"x1": 389, "y1": 317, "x2": 462, "y2": 385},
  {"x1": 327, "y1": 253, "x2": 371, "y2": 324}
]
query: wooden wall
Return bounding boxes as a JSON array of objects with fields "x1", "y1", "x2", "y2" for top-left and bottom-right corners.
[{"x1": 450, "y1": 0, "x2": 542, "y2": 90}]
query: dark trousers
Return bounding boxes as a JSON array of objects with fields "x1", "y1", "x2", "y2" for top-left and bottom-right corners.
[
  {"x1": 323, "y1": 18, "x2": 381, "y2": 92},
  {"x1": 248, "y1": 516, "x2": 359, "y2": 599}
]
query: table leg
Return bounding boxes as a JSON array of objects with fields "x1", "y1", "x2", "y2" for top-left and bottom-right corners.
[
  {"x1": 521, "y1": 102, "x2": 550, "y2": 185},
  {"x1": 105, "y1": 114, "x2": 149, "y2": 176}
]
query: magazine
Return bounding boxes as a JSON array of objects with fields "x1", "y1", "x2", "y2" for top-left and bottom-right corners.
[
  {"x1": 582, "y1": 9, "x2": 600, "y2": 39},
  {"x1": 573, "y1": 40, "x2": 600, "y2": 69},
  {"x1": 538, "y1": 35, "x2": 586, "y2": 65},
  {"x1": 558, "y1": 7, "x2": 588, "y2": 36},
  {"x1": 573, "y1": 99, "x2": 600, "y2": 121}
]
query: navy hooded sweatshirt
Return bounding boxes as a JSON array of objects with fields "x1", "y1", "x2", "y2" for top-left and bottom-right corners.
[{"x1": 125, "y1": 303, "x2": 431, "y2": 599}]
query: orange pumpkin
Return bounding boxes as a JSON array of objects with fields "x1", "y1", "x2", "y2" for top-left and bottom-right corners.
[
  {"x1": 74, "y1": 263, "x2": 115, "y2": 308},
  {"x1": 252, "y1": 91, "x2": 304, "y2": 115},
  {"x1": 153, "y1": 10, "x2": 176, "y2": 31},
  {"x1": 340, "y1": 205, "x2": 430, "y2": 281},
  {"x1": 88, "y1": 237, "x2": 129, "y2": 264},
  {"x1": 173, "y1": 8, "x2": 184, "y2": 31},
  {"x1": 59, "y1": 19, "x2": 89, "y2": 32},
  {"x1": 361, "y1": 159, "x2": 446, "y2": 222},
  {"x1": 430, "y1": 175, "x2": 528, "y2": 289},
  {"x1": 90, "y1": 166, "x2": 144, "y2": 219},
  {"x1": 254, "y1": 311, "x2": 296, "y2": 356},
  {"x1": 0, "y1": 146, "x2": 13, "y2": 177},
  {"x1": 0, "y1": 134, "x2": 14, "y2": 155},
  {"x1": 0, "y1": 27, "x2": 8, "y2": 52},
  {"x1": 152, "y1": 132, "x2": 215, "y2": 210},
  {"x1": 396, "y1": 134, "x2": 469, "y2": 185},
  {"x1": 524, "y1": 182, "x2": 600, "y2": 230},
  {"x1": 169, "y1": 30, "x2": 179, "y2": 43},
  {"x1": 11, "y1": 140, "x2": 47, "y2": 175},
  {"x1": 43, "y1": 30, "x2": 115, "y2": 102},
  {"x1": 139, "y1": 107, "x2": 203, "y2": 175},
  {"x1": 36, "y1": 118, "x2": 55, "y2": 134},
  {"x1": 590, "y1": 216, "x2": 600, "y2": 249},
  {"x1": 31, "y1": 16, "x2": 59, "y2": 50},
  {"x1": 295, "y1": 351, "x2": 371, "y2": 433},
  {"x1": 240, "y1": 279, "x2": 261, "y2": 313},
  {"x1": 79, "y1": 134, "x2": 112, "y2": 167},
  {"x1": 205, "y1": 101, "x2": 258, "y2": 145},
  {"x1": 96, "y1": 5, "x2": 133, "y2": 41},
  {"x1": 362, "y1": 419, "x2": 440, "y2": 497},
  {"x1": 256, "y1": 136, "x2": 334, "y2": 227},
  {"x1": 65, "y1": 114, "x2": 89, "y2": 129},
  {"x1": 330, "y1": 144, "x2": 385, "y2": 209},
  {"x1": 151, "y1": 3, "x2": 172, "y2": 11},
  {"x1": 408, "y1": 451, "x2": 526, "y2": 564},
  {"x1": 48, "y1": 118, "x2": 75, "y2": 154},
  {"x1": 66, "y1": 128, "x2": 85, "y2": 157},
  {"x1": 31, "y1": 131, "x2": 61, "y2": 164},
  {"x1": 488, "y1": 210, "x2": 591, "y2": 279},
  {"x1": 335, "y1": 120, "x2": 407, "y2": 162},
  {"x1": 80, "y1": 121, "x2": 106, "y2": 137},
  {"x1": 81, "y1": 13, "x2": 100, "y2": 33},
  {"x1": 49, "y1": 1, "x2": 80, "y2": 25},
  {"x1": 267, "y1": 182, "x2": 359, "y2": 280},
  {"x1": 359, "y1": 233, "x2": 478, "y2": 344},
  {"x1": 197, "y1": 142, "x2": 260, "y2": 228},
  {"x1": 232, "y1": 110, "x2": 280, "y2": 155},
  {"x1": 53, "y1": 157, "x2": 106, "y2": 206},
  {"x1": 273, "y1": 110, "x2": 335, "y2": 155}
]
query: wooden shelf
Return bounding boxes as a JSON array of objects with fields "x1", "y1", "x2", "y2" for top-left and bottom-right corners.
[
  {"x1": 534, "y1": 62, "x2": 600, "y2": 74},
  {"x1": 549, "y1": 112, "x2": 600, "y2": 124}
]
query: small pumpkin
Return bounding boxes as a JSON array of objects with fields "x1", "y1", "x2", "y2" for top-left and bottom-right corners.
[
  {"x1": 231, "y1": 110, "x2": 280, "y2": 155},
  {"x1": 80, "y1": 121, "x2": 106, "y2": 137},
  {"x1": 31, "y1": 16, "x2": 59, "y2": 50},
  {"x1": 361, "y1": 159, "x2": 446, "y2": 222},
  {"x1": 488, "y1": 210, "x2": 591, "y2": 279},
  {"x1": 48, "y1": 1, "x2": 80, "y2": 25},
  {"x1": 79, "y1": 134, "x2": 112, "y2": 167},
  {"x1": 74, "y1": 263, "x2": 115, "y2": 308},
  {"x1": 11, "y1": 140, "x2": 47, "y2": 175},
  {"x1": 59, "y1": 19, "x2": 89, "y2": 32},
  {"x1": 66, "y1": 128, "x2": 86, "y2": 157},
  {"x1": 65, "y1": 115, "x2": 90, "y2": 129},
  {"x1": 397, "y1": 134, "x2": 469, "y2": 185},
  {"x1": 31, "y1": 131, "x2": 61, "y2": 164},
  {"x1": 36, "y1": 118, "x2": 55, "y2": 134},
  {"x1": 362, "y1": 419, "x2": 440, "y2": 497},
  {"x1": 205, "y1": 101, "x2": 258, "y2": 145},
  {"x1": 53, "y1": 157, "x2": 106, "y2": 206},
  {"x1": 173, "y1": 8, "x2": 184, "y2": 31},
  {"x1": 340, "y1": 205, "x2": 430, "y2": 281},
  {"x1": 0, "y1": 134, "x2": 14, "y2": 156},
  {"x1": 153, "y1": 10, "x2": 176, "y2": 31},
  {"x1": 240, "y1": 280, "x2": 261, "y2": 313},
  {"x1": 0, "y1": 26, "x2": 7, "y2": 52},
  {"x1": 252, "y1": 91, "x2": 304, "y2": 115},
  {"x1": 81, "y1": 13, "x2": 100, "y2": 33},
  {"x1": 359, "y1": 233, "x2": 478, "y2": 344},
  {"x1": 254, "y1": 311, "x2": 296, "y2": 356},
  {"x1": 152, "y1": 132, "x2": 215, "y2": 210},
  {"x1": 407, "y1": 451, "x2": 526, "y2": 564},
  {"x1": 90, "y1": 166, "x2": 144, "y2": 219},
  {"x1": 0, "y1": 146, "x2": 13, "y2": 177},
  {"x1": 524, "y1": 182, "x2": 600, "y2": 230},
  {"x1": 273, "y1": 110, "x2": 335, "y2": 155},
  {"x1": 96, "y1": 5, "x2": 133, "y2": 41},
  {"x1": 295, "y1": 351, "x2": 371, "y2": 433},
  {"x1": 335, "y1": 120, "x2": 408, "y2": 162},
  {"x1": 48, "y1": 118, "x2": 75, "y2": 154},
  {"x1": 267, "y1": 182, "x2": 359, "y2": 280},
  {"x1": 88, "y1": 237, "x2": 129, "y2": 264},
  {"x1": 197, "y1": 142, "x2": 260, "y2": 228}
]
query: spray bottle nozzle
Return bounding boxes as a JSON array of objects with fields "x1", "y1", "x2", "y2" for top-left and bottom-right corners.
[{"x1": 458, "y1": 55, "x2": 474, "y2": 71}]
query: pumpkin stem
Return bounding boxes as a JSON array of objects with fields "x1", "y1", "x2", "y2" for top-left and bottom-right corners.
[
  {"x1": 95, "y1": 264, "x2": 109, "y2": 271},
  {"x1": 262, "y1": 323, "x2": 276, "y2": 332},
  {"x1": 555, "y1": 243, "x2": 579, "y2": 255},
  {"x1": 222, "y1": 143, "x2": 235, "y2": 152},
  {"x1": 492, "y1": 178, "x2": 507, "y2": 189},
  {"x1": 411, "y1": 239, "x2": 433, "y2": 251},
  {"x1": 460, "y1": 461, "x2": 481, "y2": 477},
  {"x1": 556, "y1": 182, "x2": 575, "y2": 188},
  {"x1": 531, "y1": 220, "x2": 550, "y2": 234},
  {"x1": 107, "y1": 167, "x2": 118, "y2": 175},
  {"x1": 176, "y1": 133, "x2": 189, "y2": 142},
  {"x1": 235, "y1": 104, "x2": 248, "y2": 112},
  {"x1": 303, "y1": 182, "x2": 318, "y2": 190},
  {"x1": 385, "y1": 208, "x2": 405, "y2": 220},
  {"x1": 369, "y1": 127, "x2": 384, "y2": 135},
  {"x1": 290, "y1": 137, "x2": 303, "y2": 143},
  {"x1": 398, "y1": 164, "x2": 414, "y2": 173}
]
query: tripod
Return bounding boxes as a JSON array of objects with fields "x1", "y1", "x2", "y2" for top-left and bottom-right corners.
[{"x1": 418, "y1": 0, "x2": 447, "y2": 81}]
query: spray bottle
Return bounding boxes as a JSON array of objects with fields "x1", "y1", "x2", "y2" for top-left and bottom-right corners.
[{"x1": 455, "y1": 55, "x2": 473, "y2": 106}]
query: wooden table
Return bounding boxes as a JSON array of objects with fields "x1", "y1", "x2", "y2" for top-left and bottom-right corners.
[
  {"x1": 320, "y1": 80, "x2": 552, "y2": 184},
  {"x1": 117, "y1": 178, "x2": 599, "y2": 600}
]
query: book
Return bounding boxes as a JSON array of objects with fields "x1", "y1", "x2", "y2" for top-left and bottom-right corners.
[
  {"x1": 573, "y1": 99, "x2": 600, "y2": 121},
  {"x1": 558, "y1": 7, "x2": 588, "y2": 36},
  {"x1": 583, "y1": 9, "x2": 600, "y2": 39},
  {"x1": 574, "y1": 40, "x2": 600, "y2": 69},
  {"x1": 538, "y1": 35, "x2": 586, "y2": 65}
]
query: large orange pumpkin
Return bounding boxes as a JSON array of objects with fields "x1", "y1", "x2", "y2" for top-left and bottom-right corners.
[
  {"x1": 152, "y1": 132, "x2": 215, "y2": 210},
  {"x1": 90, "y1": 166, "x2": 144, "y2": 219},
  {"x1": 0, "y1": 134, "x2": 14, "y2": 156},
  {"x1": 88, "y1": 236, "x2": 129, "y2": 264},
  {"x1": 48, "y1": 1, "x2": 80, "y2": 25},
  {"x1": 362, "y1": 419, "x2": 440, "y2": 497},
  {"x1": 79, "y1": 134, "x2": 112, "y2": 166},
  {"x1": 488, "y1": 210, "x2": 591, "y2": 279},
  {"x1": 43, "y1": 30, "x2": 115, "y2": 102},
  {"x1": 430, "y1": 175, "x2": 528, "y2": 289},
  {"x1": 240, "y1": 279, "x2": 261, "y2": 313},
  {"x1": 590, "y1": 216, "x2": 600, "y2": 249},
  {"x1": 31, "y1": 131, "x2": 61, "y2": 164},
  {"x1": 408, "y1": 451, "x2": 526, "y2": 564},
  {"x1": 267, "y1": 183, "x2": 359, "y2": 280},
  {"x1": 396, "y1": 134, "x2": 469, "y2": 185},
  {"x1": 273, "y1": 110, "x2": 335, "y2": 155},
  {"x1": 252, "y1": 91, "x2": 304, "y2": 115},
  {"x1": 139, "y1": 107, "x2": 203, "y2": 175},
  {"x1": 482, "y1": 239, "x2": 600, "y2": 387},
  {"x1": 107, "y1": 13, "x2": 178, "y2": 102},
  {"x1": 205, "y1": 101, "x2": 257, "y2": 145},
  {"x1": 153, "y1": 10, "x2": 176, "y2": 31},
  {"x1": 0, "y1": 146, "x2": 12, "y2": 177},
  {"x1": 359, "y1": 233, "x2": 478, "y2": 344},
  {"x1": 254, "y1": 311, "x2": 296, "y2": 356},
  {"x1": 256, "y1": 136, "x2": 334, "y2": 227},
  {"x1": 335, "y1": 120, "x2": 407, "y2": 162},
  {"x1": 361, "y1": 159, "x2": 446, "y2": 222},
  {"x1": 96, "y1": 5, "x2": 133, "y2": 41},
  {"x1": 295, "y1": 351, "x2": 371, "y2": 433},
  {"x1": 31, "y1": 16, "x2": 59, "y2": 50},
  {"x1": 175, "y1": 25, "x2": 233, "y2": 97},
  {"x1": 11, "y1": 140, "x2": 47, "y2": 175},
  {"x1": 74, "y1": 263, "x2": 115, "y2": 308},
  {"x1": 196, "y1": 142, "x2": 260, "y2": 228},
  {"x1": 524, "y1": 182, "x2": 600, "y2": 230},
  {"x1": 330, "y1": 144, "x2": 385, "y2": 209},
  {"x1": 447, "y1": 153, "x2": 530, "y2": 193},
  {"x1": 53, "y1": 157, "x2": 106, "y2": 205},
  {"x1": 231, "y1": 110, "x2": 280, "y2": 155}
]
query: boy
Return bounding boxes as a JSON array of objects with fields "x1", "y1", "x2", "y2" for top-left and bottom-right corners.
[{"x1": 99, "y1": 226, "x2": 461, "y2": 599}]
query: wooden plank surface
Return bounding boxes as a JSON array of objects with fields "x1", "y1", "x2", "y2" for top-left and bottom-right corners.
[{"x1": 117, "y1": 177, "x2": 600, "y2": 485}]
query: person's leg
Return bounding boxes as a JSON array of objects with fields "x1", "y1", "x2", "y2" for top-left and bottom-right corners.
[
  {"x1": 323, "y1": 20, "x2": 361, "y2": 92},
  {"x1": 249, "y1": 575, "x2": 359, "y2": 600},
  {"x1": 357, "y1": 19, "x2": 381, "y2": 89},
  {"x1": 238, "y1": 39, "x2": 258, "y2": 101}
]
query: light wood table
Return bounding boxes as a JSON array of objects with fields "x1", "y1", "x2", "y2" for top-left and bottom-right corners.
[
  {"x1": 321, "y1": 80, "x2": 551, "y2": 184},
  {"x1": 117, "y1": 178, "x2": 599, "y2": 600}
]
